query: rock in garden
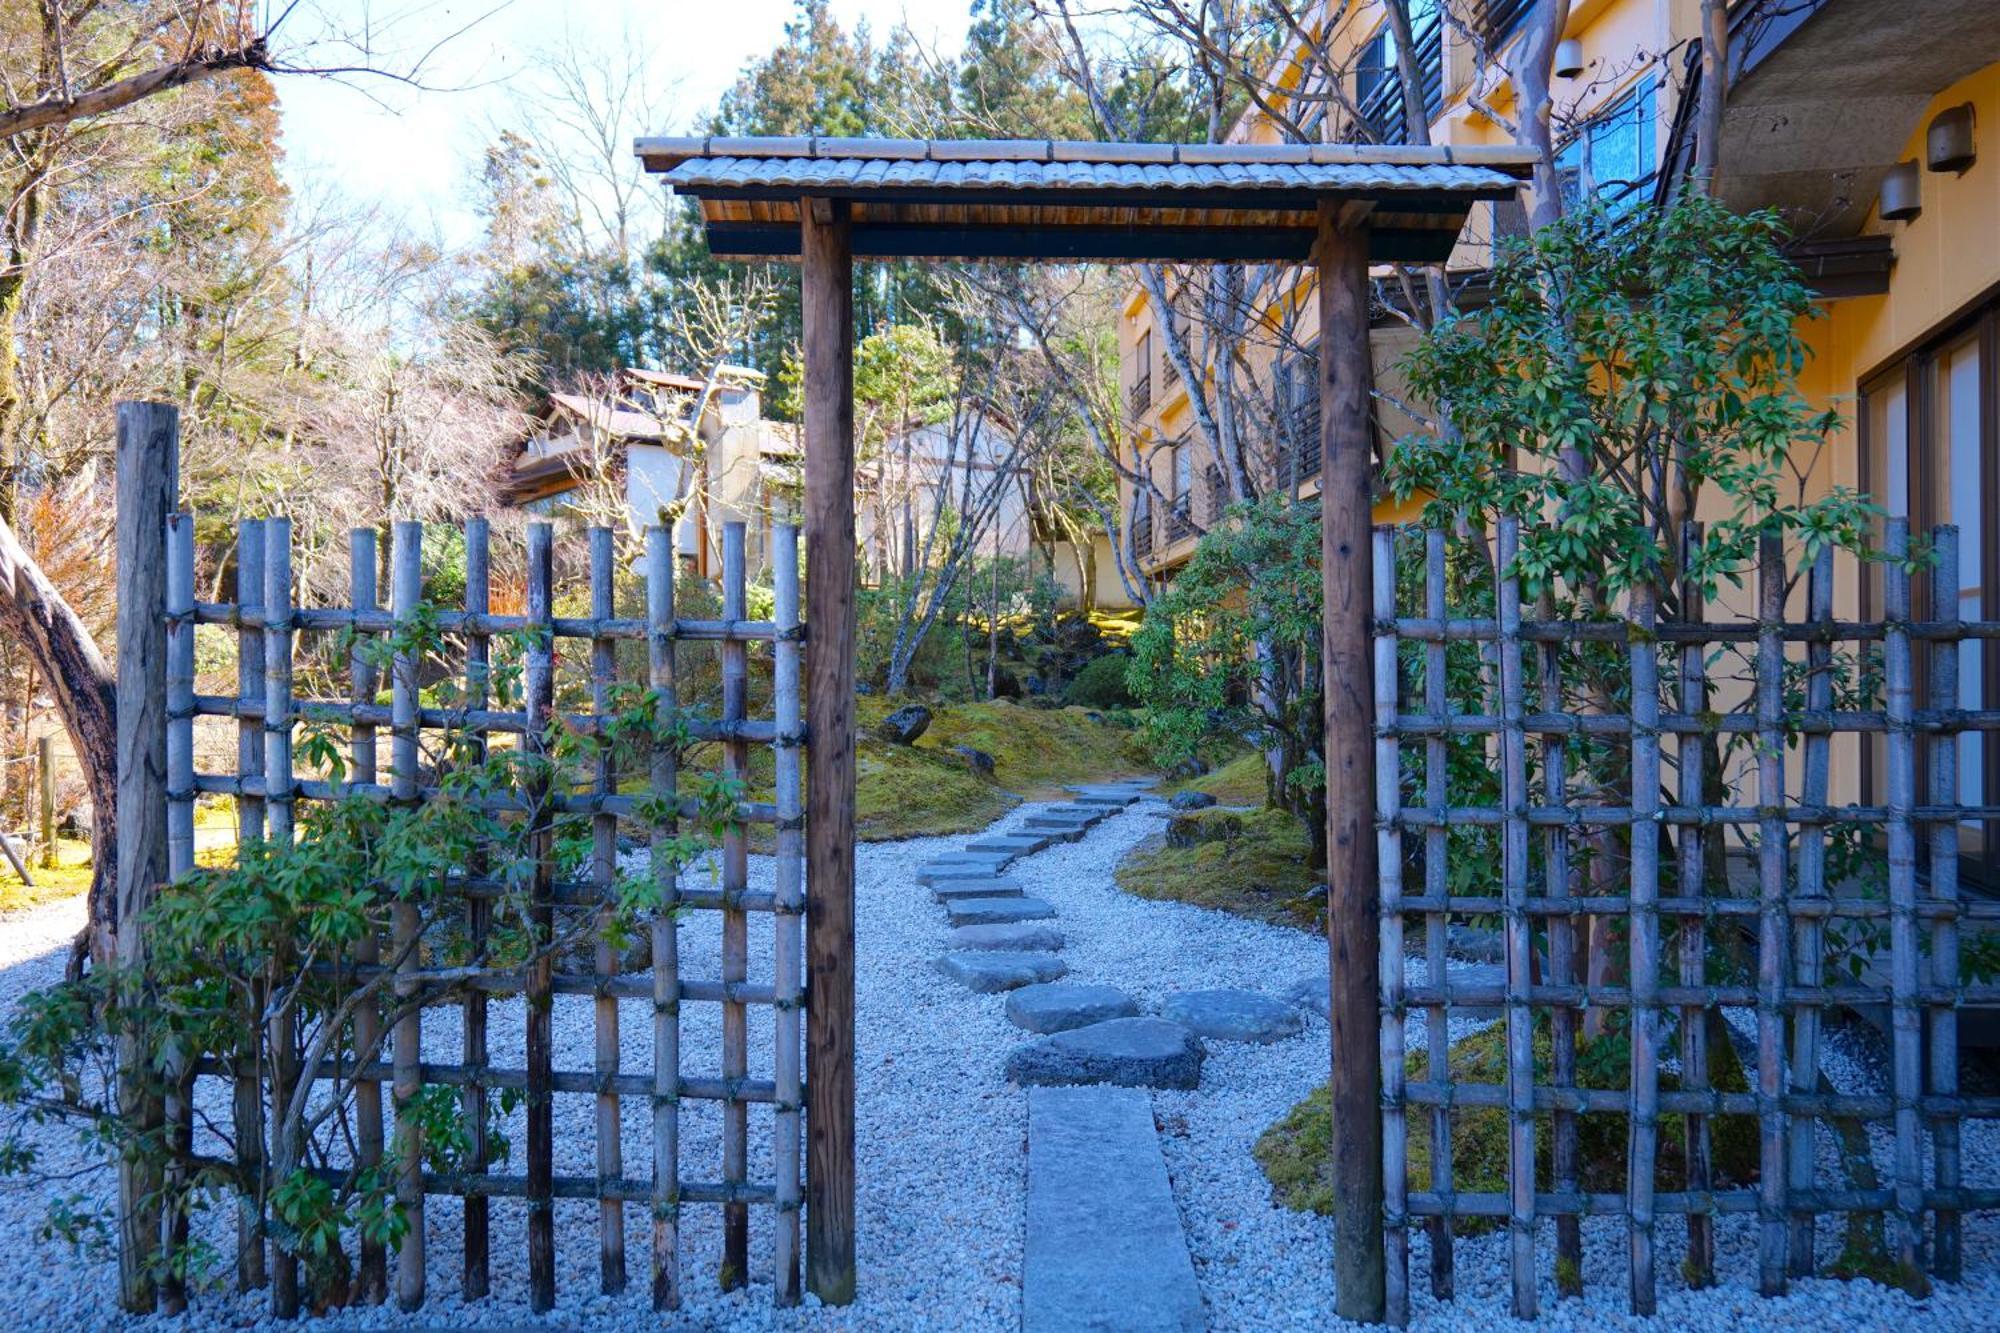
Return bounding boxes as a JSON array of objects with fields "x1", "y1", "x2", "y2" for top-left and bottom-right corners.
[
  {"x1": 1285, "y1": 972, "x2": 1330, "y2": 1018},
  {"x1": 1005, "y1": 1017, "x2": 1204, "y2": 1090},
  {"x1": 954, "y1": 744, "x2": 997, "y2": 774},
  {"x1": 945, "y1": 895, "x2": 1059, "y2": 927},
  {"x1": 1168, "y1": 790, "x2": 1217, "y2": 811},
  {"x1": 1166, "y1": 810, "x2": 1239, "y2": 849},
  {"x1": 947, "y1": 922, "x2": 1064, "y2": 952},
  {"x1": 931, "y1": 877, "x2": 1023, "y2": 902},
  {"x1": 1167, "y1": 756, "x2": 1210, "y2": 779},
  {"x1": 1159, "y1": 989, "x2": 1304, "y2": 1044},
  {"x1": 1005, "y1": 982, "x2": 1140, "y2": 1034},
  {"x1": 877, "y1": 704, "x2": 932, "y2": 745},
  {"x1": 935, "y1": 951, "x2": 1068, "y2": 993}
]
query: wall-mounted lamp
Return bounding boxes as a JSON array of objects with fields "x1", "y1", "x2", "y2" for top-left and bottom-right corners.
[
  {"x1": 1879, "y1": 159, "x2": 1923, "y2": 221},
  {"x1": 1927, "y1": 103, "x2": 1976, "y2": 173},
  {"x1": 1554, "y1": 39, "x2": 1585, "y2": 78}
]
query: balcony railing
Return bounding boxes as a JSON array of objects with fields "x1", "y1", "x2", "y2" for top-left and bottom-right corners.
[
  {"x1": 1479, "y1": 0, "x2": 1534, "y2": 48},
  {"x1": 1129, "y1": 370, "x2": 1153, "y2": 415},
  {"x1": 1202, "y1": 464, "x2": 1228, "y2": 525},
  {"x1": 1165, "y1": 497, "x2": 1196, "y2": 545},
  {"x1": 1132, "y1": 501, "x2": 1154, "y2": 560}
]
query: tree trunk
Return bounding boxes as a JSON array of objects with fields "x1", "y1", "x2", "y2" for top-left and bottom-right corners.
[{"x1": 0, "y1": 513, "x2": 114, "y2": 964}]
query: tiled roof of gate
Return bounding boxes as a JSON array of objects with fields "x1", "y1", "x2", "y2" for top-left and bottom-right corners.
[{"x1": 633, "y1": 136, "x2": 1530, "y2": 265}]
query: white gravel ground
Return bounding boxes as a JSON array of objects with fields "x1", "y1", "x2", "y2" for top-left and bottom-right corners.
[{"x1": 0, "y1": 794, "x2": 1994, "y2": 1330}]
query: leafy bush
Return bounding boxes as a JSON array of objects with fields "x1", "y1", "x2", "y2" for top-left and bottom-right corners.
[{"x1": 1064, "y1": 653, "x2": 1136, "y2": 708}]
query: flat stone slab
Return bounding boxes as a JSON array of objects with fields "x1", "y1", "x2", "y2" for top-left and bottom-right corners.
[
  {"x1": 935, "y1": 950, "x2": 1068, "y2": 993},
  {"x1": 1025, "y1": 1086, "x2": 1204, "y2": 1333},
  {"x1": 917, "y1": 858, "x2": 1016, "y2": 886},
  {"x1": 1006, "y1": 1017, "x2": 1203, "y2": 1090},
  {"x1": 947, "y1": 922, "x2": 1064, "y2": 952},
  {"x1": 1006, "y1": 982, "x2": 1140, "y2": 1034},
  {"x1": 945, "y1": 895, "x2": 1059, "y2": 927},
  {"x1": 1069, "y1": 791, "x2": 1139, "y2": 808},
  {"x1": 966, "y1": 832, "x2": 1051, "y2": 856},
  {"x1": 931, "y1": 877, "x2": 1024, "y2": 902},
  {"x1": 1160, "y1": 989, "x2": 1304, "y2": 1044}
]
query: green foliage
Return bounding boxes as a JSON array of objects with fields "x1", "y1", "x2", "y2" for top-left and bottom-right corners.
[
  {"x1": 1387, "y1": 196, "x2": 1874, "y2": 601},
  {"x1": 1128, "y1": 495, "x2": 1324, "y2": 853},
  {"x1": 1064, "y1": 653, "x2": 1138, "y2": 709},
  {"x1": 1115, "y1": 805, "x2": 1319, "y2": 931}
]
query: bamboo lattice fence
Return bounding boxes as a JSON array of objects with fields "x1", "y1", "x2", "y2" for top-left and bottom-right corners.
[
  {"x1": 163, "y1": 512, "x2": 806, "y2": 1316},
  {"x1": 1373, "y1": 517, "x2": 2000, "y2": 1323}
]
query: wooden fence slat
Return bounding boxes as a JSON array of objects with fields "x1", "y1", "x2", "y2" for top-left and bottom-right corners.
[
  {"x1": 161, "y1": 511, "x2": 197, "y2": 1315},
  {"x1": 772, "y1": 521, "x2": 805, "y2": 1305},
  {"x1": 348, "y1": 528, "x2": 388, "y2": 1306},
  {"x1": 232, "y1": 520, "x2": 268, "y2": 1295},
  {"x1": 1882, "y1": 518, "x2": 1925, "y2": 1286},
  {"x1": 589, "y1": 527, "x2": 627, "y2": 1295},
  {"x1": 1422, "y1": 530, "x2": 1456, "y2": 1303},
  {"x1": 524, "y1": 521, "x2": 557, "y2": 1313},
  {"x1": 1675, "y1": 523, "x2": 1713, "y2": 1290},
  {"x1": 1494, "y1": 518, "x2": 1535, "y2": 1320},
  {"x1": 1928, "y1": 525, "x2": 1963, "y2": 1279},
  {"x1": 647, "y1": 522, "x2": 683, "y2": 1311},
  {"x1": 1789, "y1": 543, "x2": 1835, "y2": 1276},
  {"x1": 390, "y1": 522, "x2": 426, "y2": 1313},
  {"x1": 1373, "y1": 528, "x2": 1407, "y2": 1327},
  {"x1": 263, "y1": 516, "x2": 300, "y2": 1320},
  {"x1": 1536, "y1": 581, "x2": 1581, "y2": 1300},
  {"x1": 720, "y1": 521, "x2": 751, "y2": 1290},
  {"x1": 460, "y1": 517, "x2": 493, "y2": 1301},
  {"x1": 1754, "y1": 532, "x2": 1791, "y2": 1295},
  {"x1": 1626, "y1": 581, "x2": 1662, "y2": 1315}
]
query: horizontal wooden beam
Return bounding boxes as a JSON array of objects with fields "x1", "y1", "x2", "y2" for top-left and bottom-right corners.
[{"x1": 703, "y1": 221, "x2": 1467, "y2": 264}]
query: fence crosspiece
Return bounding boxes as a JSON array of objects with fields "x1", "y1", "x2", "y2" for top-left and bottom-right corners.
[
  {"x1": 1626, "y1": 580, "x2": 1663, "y2": 1315},
  {"x1": 1423, "y1": 529, "x2": 1457, "y2": 1303},
  {"x1": 524, "y1": 521, "x2": 557, "y2": 1312},
  {"x1": 461, "y1": 517, "x2": 494, "y2": 1300},
  {"x1": 349, "y1": 528, "x2": 389, "y2": 1305},
  {"x1": 232, "y1": 519, "x2": 268, "y2": 1294},
  {"x1": 390, "y1": 522, "x2": 426, "y2": 1312},
  {"x1": 720, "y1": 521, "x2": 751, "y2": 1289},
  {"x1": 1928, "y1": 525, "x2": 1963, "y2": 1279},
  {"x1": 589, "y1": 526, "x2": 627, "y2": 1294},
  {"x1": 1790, "y1": 542, "x2": 1835, "y2": 1276},
  {"x1": 773, "y1": 520, "x2": 805, "y2": 1305},
  {"x1": 1494, "y1": 518, "x2": 1535, "y2": 1320},
  {"x1": 1675, "y1": 523, "x2": 1713, "y2": 1289},
  {"x1": 1373, "y1": 527, "x2": 1408, "y2": 1327},
  {"x1": 261, "y1": 516, "x2": 303, "y2": 1319},
  {"x1": 646, "y1": 522, "x2": 683, "y2": 1310}
]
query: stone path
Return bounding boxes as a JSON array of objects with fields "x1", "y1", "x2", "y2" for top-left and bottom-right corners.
[{"x1": 915, "y1": 780, "x2": 1325, "y2": 1331}]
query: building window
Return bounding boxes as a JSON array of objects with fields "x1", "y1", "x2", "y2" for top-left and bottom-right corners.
[
  {"x1": 1859, "y1": 297, "x2": 1999, "y2": 887},
  {"x1": 1131, "y1": 329, "x2": 1153, "y2": 413},
  {"x1": 1354, "y1": 1, "x2": 1442, "y2": 146},
  {"x1": 1556, "y1": 78, "x2": 1657, "y2": 213}
]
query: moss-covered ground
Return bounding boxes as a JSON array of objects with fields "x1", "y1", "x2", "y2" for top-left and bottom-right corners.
[
  {"x1": 1113, "y1": 804, "x2": 1321, "y2": 931},
  {"x1": 1254, "y1": 1021, "x2": 1759, "y2": 1230}
]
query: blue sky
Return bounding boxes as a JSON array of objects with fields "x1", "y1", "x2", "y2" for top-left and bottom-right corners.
[{"x1": 277, "y1": 0, "x2": 974, "y2": 247}]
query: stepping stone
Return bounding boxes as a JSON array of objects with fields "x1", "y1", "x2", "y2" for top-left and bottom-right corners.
[
  {"x1": 1025, "y1": 1086, "x2": 1203, "y2": 1333},
  {"x1": 918, "y1": 857, "x2": 1015, "y2": 886},
  {"x1": 967, "y1": 832, "x2": 1050, "y2": 856},
  {"x1": 945, "y1": 895, "x2": 1058, "y2": 927},
  {"x1": 931, "y1": 877, "x2": 1024, "y2": 902},
  {"x1": 935, "y1": 951, "x2": 1068, "y2": 994},
  {"x1": 1160, "y1": 989, "x2": 1304, "y2": 1044},
  {"x1": 1070, "y1": 791, "x2": 1137, "y2": 808},
  {"x1": 1284, "y1": 972, "x2": 1331, "y2": 1019},
  {"x1": 1024, "y1": 823, "x2": 1089, "y2": 844},
  {"x1": 1006, "y1": 982, "x2": 1140, "y2": 1034},
  {"x1": 1005, "y1": 1017, "x2": 1204, "y2": 1090},
  {"x1": 947, "y1": 922, "x2": 1064, "y2": 952}
]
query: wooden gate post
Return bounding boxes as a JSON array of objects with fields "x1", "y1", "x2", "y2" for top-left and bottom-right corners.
[
  {"x1": 1316, "y1": 208, "x2": 1386, "y2": 1324},
  {"x1": 37, "y1": 733, "x2": 55, "y2": 868},
  {"x1": 801, "y1": 195, "x2": 857, "y2": 1305},
  {"x1": 113, "y1": 399, "x2": 179, "y2": 1314}
]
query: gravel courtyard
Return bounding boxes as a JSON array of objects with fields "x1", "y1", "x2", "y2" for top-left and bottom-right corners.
[{"x1": 0, "y1": 797, "x2": 1996, "y2": 1330}]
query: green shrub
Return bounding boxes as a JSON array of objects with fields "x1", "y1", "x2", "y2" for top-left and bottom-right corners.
[{"x1": 1064, "y1": 653, "x2": 1136, "y2": 708}]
